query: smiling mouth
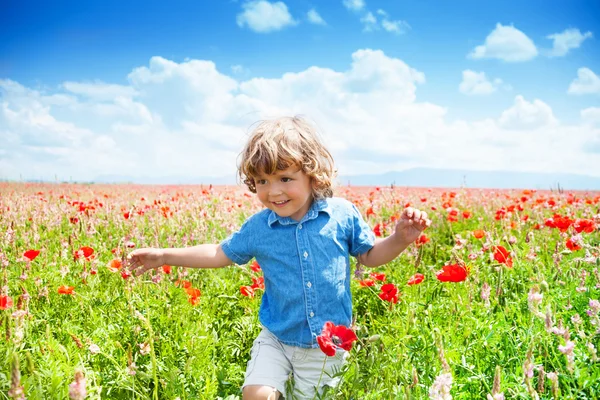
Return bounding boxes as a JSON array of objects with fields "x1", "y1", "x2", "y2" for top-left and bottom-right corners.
[{"x1": 272, "y1": 200, "x2": 290, "y2": 206}]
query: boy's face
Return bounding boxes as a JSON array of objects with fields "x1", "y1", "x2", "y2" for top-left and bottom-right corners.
[{"x1": 254, "y1": 166, "x2": 313, "y2": 221}]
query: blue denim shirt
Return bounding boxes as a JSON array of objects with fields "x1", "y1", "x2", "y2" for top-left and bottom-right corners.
[{"x1": 221, "y1": 197, "x2": 375, "y2": 348}]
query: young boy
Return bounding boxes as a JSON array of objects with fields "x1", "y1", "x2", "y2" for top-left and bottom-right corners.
[{"x1": 128, "y1": 116, "x2": 430, "y2": 399}]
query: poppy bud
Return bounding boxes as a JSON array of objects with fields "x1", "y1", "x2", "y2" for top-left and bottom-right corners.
[{"x1": 368, "y1": 334, "x2": 381, "y2": 342}]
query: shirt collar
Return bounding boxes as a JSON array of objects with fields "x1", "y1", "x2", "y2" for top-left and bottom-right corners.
[{"x1": 267, "y1": 198, "x2": 330, "y2": 227}]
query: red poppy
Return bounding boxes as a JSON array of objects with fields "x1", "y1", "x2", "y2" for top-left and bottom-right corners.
[
  {"x1": 416, "y1": 234, "x2": 429, "y2": 246},
  {"x1": 123, "y1": 212, "x2": 131, "y2": 220},
  {"x1": 175, "y1": 280, "x2": 192, "y2": 289},
  {"x1": 250, "y1": 260, "x2": 261, "y2": 272},
  {"x1": 185, "y1": 287, "x2": 201, "y2": 305},
  {"x1": 121, "y1": 270, "x2": 132, "y2": 279},
  {"x1": 574, "y1": 219, "x2": 596, "y2": 234},
  {"x1": 107, "y1": 259, "x2": 122, "y2": 272},
  {"x1": 378, "y1": 283, "x2": 399, "y2": 303},
  {"x1": 373, "y1": 224, "x2": 383, "y2": 237},
  {"x1": 240, "y1": 285, "x2": 255, "y2": 298},
  {"x1": 436, "y1": 264, "x2": 468, "y2": 282},
  {"x1": 23, "y1": 249, "x2": 40, "y2": 261},
  {"x1": 316, "y1": 321, "x2": 358, "y2": 357},
  {"x1": 544, "y1": 214, "x2": 574, "y2": 232},
  {"x1": 0, "y1": 295, "x2": 13, "y2": 310},
  {"x1": 462, "y1": 210, "x2": 471, "y2": 219},
  {"x1": 473, "y1": 230, "x2": 485, "y2": 239},
  {"x1": 369, "y1": 272, "x2": 386, "y2": 281},
  {"x1": 493, "y1": 246, "x2": 513, "y2": 268},
  {"x1": 161, "y1": 265, "x2": 172, "y2": 274},
  {"x1": 251, "y1": 276, "x2": 264, "y2": 290},
  {"x1": 358, "y1": 279, "x2": 375, "y2": 287},
  {"x1": 69, "y1": 217, "x2": 79, "y2": 224},
  {"x1": 407, "y1": 273, "x2": 425, "y2": 285},
  {"x1": 566, "y1": 238, "x2": 582, "y2": 251},
  {"x1": 74, "y1": 246, "x2": 94, "y2": 261},
  {"x1": 58, "y1": 286, "x2": 75, "y2": 295}
]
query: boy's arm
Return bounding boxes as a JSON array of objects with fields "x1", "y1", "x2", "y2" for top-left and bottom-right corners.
[
  {"x1": 128, "y1": 244, "x2": 232, "y2": 276},
  {"x1": 358, "y1": 207, "x2": 430, "y2": 268}
]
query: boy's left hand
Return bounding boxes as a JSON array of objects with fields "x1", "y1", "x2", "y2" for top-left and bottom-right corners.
[{"x1": 394, "y1": 207, "x2": 431, "y2": 245}]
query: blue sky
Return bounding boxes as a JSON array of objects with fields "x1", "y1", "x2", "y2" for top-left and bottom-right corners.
[{"x1": 1, "y1": 0, "x2": 599, "y2": 184}]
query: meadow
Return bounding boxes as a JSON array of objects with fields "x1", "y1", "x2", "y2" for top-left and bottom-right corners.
[{"x1": 0, "y1": 182, "x2": 599, "y2": 399}]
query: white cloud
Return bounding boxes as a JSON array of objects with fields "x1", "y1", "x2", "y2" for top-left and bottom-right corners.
[
  {"x1": 568, "y1": 67, "x2": 600, "y2": 95},
  {"x1": 358, "y1": 8, "x2": 408, "y2": 34},
  {"x1": 236, "y1": 1, "x2": 296, "y2": 33},
  {"x1": 469, "y1": 23, "x2": 538, "y2": 62},
  {"x1": 360, "y1": 12, "x2": 377, "y2": 32},
  {"x1": 2, "y1": 50, "x2": 600, "y2": 182},
  {"x1": 546, "y1": 28, "x2": 593, "y2": 57},
  {"x1": 343, "y1": 0, "x2": 365, "y2": 12},
  {"x1": 381, "y1": 18, "x2": 410, "y2": 35},
  {"x1": 62, "y1": 81, "x2": 138, "y2": 100},
  {"x1": 581, "y1": 107, "x2": 600, "y2": 126},
  {"x1": 307, "y1": 9, "x2": 326, "y2": 25},
  {"x1": 459, "y1": 70, "x2": 503, "y2": 95},
  {"x1": 498, "y1": 95, "x2": 557, "y2": 130}
]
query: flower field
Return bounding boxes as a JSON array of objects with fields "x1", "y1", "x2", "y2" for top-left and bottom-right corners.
[{"x1": 1, "y1": 182, "x2": 599, "y2": 399}]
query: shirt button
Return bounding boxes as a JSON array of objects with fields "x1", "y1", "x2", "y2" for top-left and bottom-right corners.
[
  {"x1": 310, "y1": 312, "x2": 314, "y2": 318},
  {"x1": 303, "y1": 251, "x2": 308, "y2": 259},
  {"x1": 307, "y1": 282, "x2": 312, "y2": 288},
  {"x1": 298, "y1": 224, "x2": 303, "y2": 229}
]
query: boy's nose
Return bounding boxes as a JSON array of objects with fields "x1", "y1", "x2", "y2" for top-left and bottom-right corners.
[{"x1": 269, "y1": 184, "x2": 283, "y2": 196}]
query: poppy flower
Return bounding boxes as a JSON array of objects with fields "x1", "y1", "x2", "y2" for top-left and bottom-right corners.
[
  {"x1": 161, "y1": 265, "x2": 172, "y2": 274},
  {"x1": 472, "y1": 230, "x2": 485, "y2": 239},
  {"x1": 436, "y1": 264, "x2": 468, "y2": 283},
  {"x1": 373, "y1": 224, "x2": 383, "y2": 237},
  {"x1": 316, "y1": 321, "x2": 358, "y2": 357},
  {"x1": 493, "y1": 246, "x2": 513, "y2": 268},
  {"x1": 175, "y1": 280, "x2": 192, "y2": 289},
  {"x1": 370, "y1": 272, "x2": 386, "y2": 281},
  {"x1": 251, "y1": 276, "x2": 264, "y2": 290},
  {"x1": 107, "y1": 259, "x2": 122, "y2": 272},
  {"x1": 358, "y1": 279, "x2": 375, "y2": 287},
  {"x1": 379, "y1": 283, "x2": 399, "y2": 303},
  {"x1": 240, "y1": 285, "x2": 255, "y2": 298},
  {"x1": 407, "y1": 273, "x2": 425, "y2": 285},
  {"x1": 23, "y1": 249, "x2": 40, "y2": 261},
  {"x1": 250, "y1": 260, "x2": 261, "y2": 272},
  {"x1": 58, "y1": 286, "x2": 75, "y2": 295},
  {"x1": 0, "y1": 295, "x2": 13, "y2": 310},
  {"x1": 185, "y1": 287, "x2": 201, "y2": 306},
  {"x1": 121, "y1": 270, "x2": 132, "y2": 279},
  {"x1": 566, "y1": 238, "x2": 582, "y2": 251},
  {"x1": 574, "y1": 219, "x2": 596, "y2": 234},
  {"x1": 74, "y1": 246, "x2": 94, "y2": 261},
  {"x1": 416, "y1": 234, "x2": 429, "y2": 246}
]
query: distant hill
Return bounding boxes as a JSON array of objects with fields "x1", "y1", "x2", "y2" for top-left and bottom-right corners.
[{"x1": 90, "y1": 168, "x2": 600, "y2": 190}]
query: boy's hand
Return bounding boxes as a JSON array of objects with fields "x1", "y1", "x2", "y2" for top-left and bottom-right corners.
[
  {"x1": 127, "y1": 248, "x2": 165, "y2": 276},
  {"x1": 394, "y1": 207, "x2": 431, "y2": 245}
]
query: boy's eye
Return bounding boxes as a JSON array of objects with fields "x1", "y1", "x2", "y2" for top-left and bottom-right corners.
[
  {"x1": 281, "y1": 177, "x2": 292, "y2": 182},
  {"x1": 256, "y1": 179, "x2": 267, "y2": 185}
]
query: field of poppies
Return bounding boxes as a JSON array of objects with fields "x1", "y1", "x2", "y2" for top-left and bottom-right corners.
[{"x1": 1, "y1": 182, "x2": 599, "y2": 399}]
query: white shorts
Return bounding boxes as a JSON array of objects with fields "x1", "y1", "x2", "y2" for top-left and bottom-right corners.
[{"x1": 243, "y1": 327, "x2": 348, "y2": 399}]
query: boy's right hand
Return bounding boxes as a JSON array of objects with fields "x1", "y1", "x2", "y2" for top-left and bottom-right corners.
[{"x1": 127, "y1": 248, "x2": 165, "y2": 276}]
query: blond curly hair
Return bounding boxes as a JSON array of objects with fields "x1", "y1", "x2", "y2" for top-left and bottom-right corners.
[{"x1": 238, "y1": 116, "x2": 336, "y2": 199}]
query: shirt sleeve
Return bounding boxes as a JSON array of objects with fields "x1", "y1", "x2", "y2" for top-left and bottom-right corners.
[
  {"x1": 220, "y1": 218, "x2": 255, "y2": 265},
  {"x1": 348, "y1": 202, "x2": 376, "y2": 257}
]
